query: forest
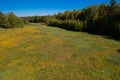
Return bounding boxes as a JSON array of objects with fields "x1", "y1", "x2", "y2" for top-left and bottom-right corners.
[
  {"x1": 22, "y1": 0, "x2": 120, "y2": 38},
  {"x1": 0, "y1": 0, "x2": 120, "y2": 38}
]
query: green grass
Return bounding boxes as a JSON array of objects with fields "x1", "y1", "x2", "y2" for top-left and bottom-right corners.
[{"x1": 0, "y1": 24, "x2": 120, "y2": 80}]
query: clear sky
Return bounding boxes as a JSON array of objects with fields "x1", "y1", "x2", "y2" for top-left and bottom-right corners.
[{"x1": 0, "y1": 0, "x2": 120, "y2": 16}]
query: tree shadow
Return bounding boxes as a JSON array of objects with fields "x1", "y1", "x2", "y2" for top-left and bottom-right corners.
[
  {"x1": 104, "y1": 36, "x2": 120, "y2": 41},
  {"x1": 84, "y1": 31, "x2": 120, "y2": 41},
  {"x1": 117, "y1": 49, "x2": 120, "y2": 53}
]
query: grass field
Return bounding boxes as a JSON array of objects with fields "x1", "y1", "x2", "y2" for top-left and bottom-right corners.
[{"x1": 0, "y1": 24, "x2": 120, "y2": 80}]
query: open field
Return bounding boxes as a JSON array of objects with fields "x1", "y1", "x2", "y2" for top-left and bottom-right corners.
[{"x1": 0, "y1": 24, "x2": 120, "y2": 80}]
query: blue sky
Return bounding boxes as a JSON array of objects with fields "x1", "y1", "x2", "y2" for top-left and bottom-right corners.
[{"x1": 0, "y1": 0, "x2": 120, "y2": 16}]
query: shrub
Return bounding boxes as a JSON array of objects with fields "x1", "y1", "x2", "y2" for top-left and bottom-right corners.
[
  {"x1": 0, "y1": 12, "x2": 24, "y2": 28},
  {"x1": 45, "y1": 18, "x2": 84, "y2": 31},
  {"x1": 8, "y1": 12, "x2": 24, "y2": 28},
  {"x1": 45, "y1": 17, "x2": 62, "y2": 27},
  {"x1": 62, "y1": 20, "x2": 83, "y2": 31},
  {"x1": 0, "y1": 12, "x2": 9, "y2": 28}
]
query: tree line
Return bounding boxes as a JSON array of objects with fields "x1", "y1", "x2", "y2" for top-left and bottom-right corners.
[
  {"x1": 0, "y1": 12, "x2": 24, "y2": 28},
  {"x1": 22, "y1": 0, "x2": 120, "y2": 37}
]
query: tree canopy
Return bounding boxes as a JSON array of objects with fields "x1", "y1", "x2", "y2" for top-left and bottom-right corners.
[
  {"x1": 22, "y1": 0, "x2": 120, "y2": 38},
  {"x1": 0, "y1": 12, "x2": 24, "y2": 28}
]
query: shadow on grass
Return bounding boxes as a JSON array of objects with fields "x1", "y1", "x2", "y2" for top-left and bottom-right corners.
[
  {"x1": 83, "y1": 30, "x2": 120, "y2": 41},
  {"x1": 84, "y1": 31, "x2": 120, "y2": 41},
  {"x1": 103, "y1": 36, "x2": 120, "y2": 41},
  {"x1": 117, "y1": 49, "x2": 120, "y2": 53},
  {"x1": 47, "y1": 25, "x2": 120, "y2": 41}
]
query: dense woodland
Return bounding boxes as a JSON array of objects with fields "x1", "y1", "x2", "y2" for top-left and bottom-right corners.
[
  {"x1": 22, "y1": 0, "x2": 120, "y2": 38},
  {"x1": 0, "y1": 0, "x2": 120, "y2": 38}
]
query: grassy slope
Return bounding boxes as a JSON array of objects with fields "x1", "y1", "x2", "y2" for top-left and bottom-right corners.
[{"x1": 0, "y1": 24, "x2": 120, "y2": 80}]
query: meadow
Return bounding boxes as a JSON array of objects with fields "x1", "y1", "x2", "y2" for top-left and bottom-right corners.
[{"x1": 0, "y1": 24, "x2": 120, "y2": 80}]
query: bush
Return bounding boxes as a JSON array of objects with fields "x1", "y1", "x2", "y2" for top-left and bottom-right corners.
[
  {"x1": 45, "y1": 18, "x2": 84, "y2": 31},
  {"x1": 62, "y1": 20, "x2": 83, "y2": 31},
  {"x1": 0, "y1": 12, "x2": 9, "y2": 28},
  {"x1": 0, "y1": 12, "x2": 24, "y2": 28},
  {"x1": 45, "y1": 17, "x2": 62, "y2": 27},
  {"x1": 8, "y1": 12, "x2": 24, "y2": 28}
]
